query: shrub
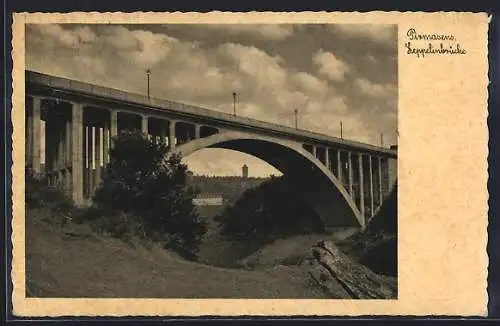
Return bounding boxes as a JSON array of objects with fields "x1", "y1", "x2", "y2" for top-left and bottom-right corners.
[
  {"x1": 25, "y1": 168, "x2": 74, "y2": 220},
  {"x1": 92, "y1": 131, "x2": 206, "y2": 259},
  {"x1": 216, "y1": 175, "x2": 324, "y2": 245}
]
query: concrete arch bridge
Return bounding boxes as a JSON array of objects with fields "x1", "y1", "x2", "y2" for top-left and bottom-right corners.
[{"x1": 25, "y1": 70, "x2": 397, "y2": 229}]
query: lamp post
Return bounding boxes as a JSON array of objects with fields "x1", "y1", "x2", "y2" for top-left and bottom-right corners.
[
  {"x1": 340, "y1": 121, "x2": 343, "y2": 139},
  {"x1": 380, "y1": 132, "x2": 384, "y2": 147},
  {"x1": 146, "y1": 69, "x2": 151, "y2": 99},
  {"x1": 294, "y1": 109, "x2": 298, "y2": 129},
  {"x1": 232, "y1": 92, "x2": 237, "y2": 116}
]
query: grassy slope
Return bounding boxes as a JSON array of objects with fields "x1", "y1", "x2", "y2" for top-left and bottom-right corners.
[{"x1": 26, "y1": 208, "x2": 327, "y2": 298}]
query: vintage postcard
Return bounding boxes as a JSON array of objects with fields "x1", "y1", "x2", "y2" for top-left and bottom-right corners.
[{"x1": 10, "y1": 11, "x2": 489, "y2": 316}]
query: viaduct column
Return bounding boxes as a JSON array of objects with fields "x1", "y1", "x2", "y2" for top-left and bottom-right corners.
[
  {"x1": 103, "y1": 124, "x2": 109, "y2": 166},
  {"x1": 195, "y1": 124, "x2": 201, "y2": 139},
  {"x1": 369, "y1": 155, "x2": 374, "y2": 217},
  {"x1": 336, "y1": 150, "x2": 342, "y2": 184},
  {"x1": 169, "y1": 120, "x2": 176, "y2": 149},
  {"x1": 94, "y1": 127, "x2": 101, "y2": 194},
  {"x1": 348, "y1": 152, "x2": 353, "y2": 196},
  {"x1": 325, "y1": 148, "x2": 330, "y2": 171},
  {"x1": 110, "y1": 110, "x2": 118, "y2": 138},
  {"x1": 311, "y1": 145, "x2": 317, "y2": 159},
  {"x1": 378, "y1": 156, "x2": 383, "y2": 205},
  {"x1": 26, "y1": 98, "x2": 33, "y2": 168},
  {"x1": 71, "y1": 103, "x2": 84, "y2": 205},
  {"x1": 87, "y1": 127, "x2": 94, "y2": 199},
  {"x1": 141, "y1": 115, "x2": 148, "y2": 136},
  {"x1": 65, "y1": 113, "x2": 72, "y2": 194},
  {"x1": 358, "y1": 153, "x2": 365, "y2": 225},
  {"x1": 57, "y1": 116, "x2": 65, "y2": 186},
  {"x1": 31, "y1": 97, "x2": 42, "y2": 173},
  {"x1": 381, "y1": 158, "x2": 389, "y2": 196}
]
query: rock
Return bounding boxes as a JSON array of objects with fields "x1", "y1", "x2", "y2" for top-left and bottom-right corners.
[
  {"x1": 301, "y1": 240, "x2": 397, "y2": 299},
  {"x1": 302, "y1": 254, "x2": 351, "y2": 298}
]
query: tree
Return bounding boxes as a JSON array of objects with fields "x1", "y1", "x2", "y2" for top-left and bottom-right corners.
[
  {"x1": 216, "y1": 175, "x2": 325, "y2": 244},
  {"x1": 93, "y1": 131, "x2": 206, "y2": 259}
]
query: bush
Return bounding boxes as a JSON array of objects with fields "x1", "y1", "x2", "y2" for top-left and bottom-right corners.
[
  {"x1": 92, "y1": 131, "x2": 206, "y2": 259},
  {"x1": 25, "y1": 168, "x2": 74, "y2": 220},
  {"x1": 216, "y1": 175, "x2": 324, "y2": 245}
]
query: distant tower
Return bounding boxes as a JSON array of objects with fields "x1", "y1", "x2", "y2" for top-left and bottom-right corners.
[{"x1": 242, "y1": 164, "x2": 249, "y2": 179}]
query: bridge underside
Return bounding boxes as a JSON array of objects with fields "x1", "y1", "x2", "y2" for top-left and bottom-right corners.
[{"x1": 208, "y1": 138, "x2": 362, "y2": 228}]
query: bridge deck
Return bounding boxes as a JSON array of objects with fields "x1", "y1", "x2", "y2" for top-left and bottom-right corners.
[{"x1": 25, "y1": 70, "x2": 397, "y2": 158}]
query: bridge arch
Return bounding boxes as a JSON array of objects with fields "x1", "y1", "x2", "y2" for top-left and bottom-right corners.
[{"x1": 169, "y1": 131, "x2": 364, "y2": 228}]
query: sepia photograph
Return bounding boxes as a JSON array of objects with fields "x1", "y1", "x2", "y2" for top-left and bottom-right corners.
[
  {"x1": 8, "y1": 10, "x2": 492, "y2": 317},
  {"x1": 23, "y1": 22, "x2": 399, "y2": 299}
]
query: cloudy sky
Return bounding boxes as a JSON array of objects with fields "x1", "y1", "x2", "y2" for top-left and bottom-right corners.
[{"x1": 26, "y1": 23, "x2": 397, "y2": 177}]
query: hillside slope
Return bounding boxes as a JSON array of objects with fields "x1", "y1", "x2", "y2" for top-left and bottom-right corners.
[{"x1": 26, "y1": 208, "x2": 328, "y2": 298}]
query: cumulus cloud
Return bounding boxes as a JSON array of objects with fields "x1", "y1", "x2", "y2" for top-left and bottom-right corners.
[
  {"x1": 203, "y1": 24, "x2": 294, "y2": 41},
  {"x1": 330, "y1": 24, "x2": 396, "y2": 46},
  {"x1": 312, "y1": 49, "x2": 351, "y2": 82},
  {"x1": 293, "y1": 72, "x2": 329, "y2": 94},
  {"x1": 26, "y1": 23, "x2": 397, "y2": 176},
  {"x1": 32, "y1": 24, "x2": 97, "y2": 47},
  {"x1": 221, "y1": 43, "x2": 288, "y2": 90},
  {"x1": 353, "y1": 77, "x2": 396, "y2": 99}
]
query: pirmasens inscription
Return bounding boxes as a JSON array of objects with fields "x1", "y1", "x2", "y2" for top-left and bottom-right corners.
[{"x1": 405, "y1": 28, "x2": 467, "y2": 58}]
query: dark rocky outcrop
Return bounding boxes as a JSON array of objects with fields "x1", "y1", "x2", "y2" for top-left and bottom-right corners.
[
  {"x1": 336, "y1": 185, "x2": 398, "y2": 277},
  {"x1": 301, "y1": 240, "x2": 397, "y2": 299}
]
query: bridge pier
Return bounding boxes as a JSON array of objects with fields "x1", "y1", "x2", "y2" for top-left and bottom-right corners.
[
  {"x1": 71, "y1": 103, "x2": 84, "y2": 205},
  {"x1": 325, "y1": 148, "x2": 330, "y2": 171},
  {"x1": 103, "y1": 124, "x2": 109, "y2": 166},
  {"x1": 110, "y1": 110, "x2": 118, "y2": 138},
  {"x1": 348, "y1": 152, "x2": 354, "y2": 196},
  {"x1": 372, "y1": 156, "x2": 381, "y2": 210},
  {"x1": 195, "y1": 124, "x2": 201, "y2": 139},
  {"x1": 357, "y1": 153, "x2": 365, "y2": 222},
  {"x1": 340, "y1": 151, "x2": 349, "y2": 192},
  {"x1": 94, "y1": 124, "x2": 102, "y2": 193},
  {"x1": 368, "y1": 155, "x2": 374, "y2": 218},
  {"x1": 169, "y1": 120, "x2": 176, "y2": 149},
  {"x1": 31, "y1": 97, "x2": 42, "y2": 173},
  {"x1": 141, "y1": 115, "x2": 148, "y2": 135},
  {"x1": 64, "y1": 117, "x2": 72, "y2": 194},
  {"x1": 381, "y1": 157, "x2": 389, "y2": 196},
  {"x1": 336, "y1": 150, "x2": 342, "y2": 184},
  {"x1": 378, "y1": 157, "x2": 383, "y2": 204}
]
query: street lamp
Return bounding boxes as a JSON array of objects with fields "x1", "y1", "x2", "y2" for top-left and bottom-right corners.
[
  {"x1": 340, "y1": 121, "x2": 343, "y2": 139},
  {"x1": 380, "y1": 132, "x2": 384, "y2": 147},
  {"x1": 232, "y1": 92, "x2": 237, "y2": 116},
  {"x1": 146, "y1": 69, "x2": 151, "y2": 99}
]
